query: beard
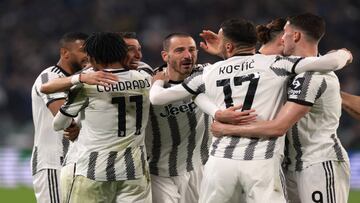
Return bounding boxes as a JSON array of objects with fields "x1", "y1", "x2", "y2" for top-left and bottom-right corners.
[{"x1": 71, "y1": 61, "x2": 84, "y2": 72}]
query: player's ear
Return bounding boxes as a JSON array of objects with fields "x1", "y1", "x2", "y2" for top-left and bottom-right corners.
[
  {"x1": 161, "y1": 50, "x2": 168, "y2": 62},
  {"x1": 60, "y1": 47, "x2": 69, "y2": 59},
  {"x1": 294, "y1": 32, "x2": 301, "y2": 43},
  {"x1": 225, "y1": 42, "x2": 233, "y2": 53}
]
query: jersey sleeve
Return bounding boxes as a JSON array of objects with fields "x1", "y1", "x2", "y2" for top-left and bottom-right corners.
[
  {"x1": 287, "y1": 72, "x2": 327, "y2": 106},
  {"x1": 59, "y1": 84, "x2": 89, "y2": 117},
  {"x1": 38, "y1": 71, "x2": 67, "y2": 106},
  {"x1": 182, "y1": 68, "x2": 205, "y2": 95}
]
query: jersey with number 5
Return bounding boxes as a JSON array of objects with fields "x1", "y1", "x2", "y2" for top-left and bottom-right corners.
[
  {"x1": 182, "y1": 53, "x2": 303, "y2": 160},
  {"x1": 59, "y1": 68, "x2": 151, "y2": 181}
]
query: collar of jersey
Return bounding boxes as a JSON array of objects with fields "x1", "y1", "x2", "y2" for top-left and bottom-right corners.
[
  {"x1": 55, "y1": 65, "x2": 71, "y2": 76},
  {"x1": 168, "y1": 80, "x2": 183, "y2": 84},
  {"x1": 103, "y1": 68, "x2": 129, "y2": 73},
  {"x1": 232, "y1": 53, "x2": 254, "y2": 57}
]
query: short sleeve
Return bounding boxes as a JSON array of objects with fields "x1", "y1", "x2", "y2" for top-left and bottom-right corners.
[
  {"x1": 60, "y1": 84, "x2": 88, "y2": 117},
  {"x1": 182, "y1": 68, "x2": 205, "y2": 95},
  {"x1": 38, "y1": 71, "x2": 67, "y2": 106}
]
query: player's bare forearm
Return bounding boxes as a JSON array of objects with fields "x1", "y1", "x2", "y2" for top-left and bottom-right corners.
[
  {"x1": 40, "y1": 77, "x2": 72, "y2": 94},
  {"x1": 341, "y1": 91, "x2": 360, "y2": 121}
]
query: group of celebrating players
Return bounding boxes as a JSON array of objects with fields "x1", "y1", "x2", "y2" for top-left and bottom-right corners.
[{"x1": 31, "y1": 12, "x2": 358, "y2": 203}]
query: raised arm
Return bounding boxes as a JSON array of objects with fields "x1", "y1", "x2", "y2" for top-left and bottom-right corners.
[
  {"x1": 341, "y1": 91, "x2": 360, "y2": 121},
  {"x1": 211, "y1": 102, "x2": 310, "y2": 138},
  {"x1": 41, "y1": 71, "x2": 118, "y2": 94},
  {"x1": 294, "y1": 49, "x2": 352, "y2": 74}
]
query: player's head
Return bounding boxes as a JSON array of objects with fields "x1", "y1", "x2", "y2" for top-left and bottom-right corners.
[
  {"x1": 59, "y1": 32, "x2": 89, "y2": 72},
  {"x1": 256, "y1": 17, "x2": 286, "y2": 55},
  {"x1": 161, "y1": 32, "x2": 198, "y2": 78},
  {"x1": 282, "y1": 13, "x2": 325, "y2": 56},
  {"x1": 84, "y1": 32, "x2": 128, "y2": 70},
  {"x1": 218, "y1": 18, "x2": 257, "y2": 58},
  {"x1": 118, "y1": 32, "x2": 142, "y2": 70}
]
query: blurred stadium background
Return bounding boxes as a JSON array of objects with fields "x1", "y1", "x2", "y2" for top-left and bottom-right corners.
[{"x1": 0, "y1": 0, "x2": 359, "y2": 202}]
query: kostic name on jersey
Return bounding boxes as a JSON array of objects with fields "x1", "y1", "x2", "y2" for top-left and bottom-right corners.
[
  {"x1": 219, "y1": 59, "x2": 254, "y2": 75},
  {"x1": 97, "y1": 79, "x2": 150, "y2": 92},
  {"x1": 159, "y1": 102, "x2": 197, "y2": 117}
]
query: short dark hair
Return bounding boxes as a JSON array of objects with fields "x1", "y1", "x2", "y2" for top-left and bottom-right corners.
[
  {"x1": 59, "y1": 32, "x2": 88, "y2": 48},
  {"x1": 163, "y1": 32, "x2": 193, "y2": 51},
  {"x1": 84, "y1": 32, "x2": 128, "y2": 66},
  {"x1": 221, "y1": 18, "x2": 257, "y2": 47},
  {"x1": 117, "y1": 32, "x2": 138, "y2": 39},
  {"x1": 256, "y1": 17, "x2": 287, "y2": 44},
  {"x1": 287, "y1": 13, "x2": 325, "y2": 42}
]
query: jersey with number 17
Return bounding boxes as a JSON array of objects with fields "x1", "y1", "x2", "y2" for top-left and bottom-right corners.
[
  {"x1": 183, "y1": 53, "x2": 303, "y2": 160},
  {"x1": 59, "y1": 68, "x2": 152, "y2": 181}
]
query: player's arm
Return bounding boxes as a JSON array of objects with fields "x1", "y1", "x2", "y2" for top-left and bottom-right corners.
[
  {"x1": 341, "y1": 91, "x2": 360, "y2": 121},
  {"x1": 150, "y1": 70, "x2": 204, "y2": 105},
  {"x1": 293, "y1": 49, "x2": 352, "y2": 74},
  {"x1": 211, "y1": 102, "x2": 310, "y2": 138},
  {"x1": 40, "y1": 71, "x2": 118, "y2": 94}
]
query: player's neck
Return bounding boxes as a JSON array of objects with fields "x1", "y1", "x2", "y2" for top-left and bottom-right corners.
[
  {"x1": 230, "y1": 46, "x2": 256, "y2": 58},
  {"x1": 56, "y1": 60, "x2": 73, "y2": 75},
  {"x1": 293, "y1": 42, "x2": 318, "y2": 57},
  {"x1": 167, "y1": 66, "x2": 188, "y2": 81}
]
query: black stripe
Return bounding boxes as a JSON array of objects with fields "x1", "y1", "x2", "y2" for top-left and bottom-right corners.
[
  {"x1": 315, "y1": 78, "x2": 327, "y2": 100},
  {"x1": 200, "y1": 114, "x2": 210, "y2": 164},
  {"x1": 329, "y1": 162, "x2": 337, "y2": 203},
  {"x1": 103, "y1": 69, "x2": 128, "y2": 73},
  {"x1": 41, "y1": 73, "x2": 51, "y2": 101},
  {"x1": 182, "y1": 83, "x2": 199, "y2": 95},
  {"x1": 53, "y1": 169, "x2": 60, "y2": 203},
  {"x1": 124, "y1": 148, "x2": 136, "y2": 179},
  {"x1": 243, "y1": 138, "x2": 259, "y2": 160},
  {"x1": 264, "y1": 137, "x2": 277, "y2": 159},
  {"x1": 186, "y1": 106, "x2": 197, "y2": 171},
  {"x1": 292, "y1": 124, "x2": 303, "y2": 171},
  {"x1": 140, "y1": 146, "x2": 147, "y2": 175},
  {"x1": 298, "y1": 72, "x2": 314, "y2": 101},
  {"x1": 32, "y1": 147, "x2": 38, "y2": 175},
  {"x1": 148, "y1": 106, "x2": 161, "y2": 175},
  {"x1": 87, "y1": 152, "x2": 98, "y2": 180},
  {"x1": 106, "y1": 151, "x2": 117, "y2": 181},
  {"x1": 47, "y1": 169, "x2": 54, "y2": 203},
  {"x1": 62, "y1": 85, "x2": 84, "y2": 112},
  {"x1": 168, "y1": 114, "x2": 181, "y2": 176},
  {"x1": 50, "y1": 169, "x2": 56, "y2": 203},
  {"x1": 323, "y1": 162, "x2": 331, "y2": 203},
  {"x1": 62, "y1": 137, "x2": 70, "y2": 165},
  {"x1": 287, "y1": 99, "x2": 313, "y2": 107},
  {"x1": 59, "y1": 107, "x2": 77, "y2": 118},
  {"x1": 210, "y1": 137, "x2": 223, "y2": 156},
  {"x1": 331, "y1": 134, "x2": 345, "y2": 161},
  {"x1": 291, "y1": 57, "x2": 305, "y2": 74},
  {"x1": 282, "y1": 136, "x2": 290, "y2": 171},
  {"x1": 53, "y1": 65, "x2": 71, "y2": 76},
  {"x1": 223, "y1": 137, "x2": 241, "y2": 159}
]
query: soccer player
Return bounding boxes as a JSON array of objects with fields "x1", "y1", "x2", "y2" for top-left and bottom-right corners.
[
  {"x1": 256, "y1": 17, "x2": 287, "y2": 55},
  {"x1": 53, "y1": 32, "x2": 152, "y2": 203},
  {"x1": 31, "y1": 32, "x2": 88, "y2": 203},
  {"x1": 341, "y1": 91, "x2": 360, "y2": 121},
  {"x1": 145, "y1": 33, "x2": 210, "y2": 203},
  {"x1": 149, "y1": 18, "x2": 351, "y2": 203},
  {"x1": 211, "y1": 13, "x2": 352, "y2": 203}
]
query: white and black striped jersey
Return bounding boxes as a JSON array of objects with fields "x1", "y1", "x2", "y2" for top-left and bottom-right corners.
[
  {"x1": 31, "y1": 65, "x2": 70, "y2": 175},
  {"x1": 59, "y1": 68, "x2": 152, "y2": 181},
  {"x1": 182, "y1": 54, "x2": 307, "y2": 160},
  {"x1": 283, "y1": 71, "x2": 349, "y2": 171}
]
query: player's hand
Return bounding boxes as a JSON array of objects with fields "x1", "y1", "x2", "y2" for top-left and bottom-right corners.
[
  {"x1": 214, "y1": 104, "x2": 257, "y2": 125},
  {"x1": 211, "y1": 121, "x2": 231, "y2": 137},
  {"x1": 152, "y1": 70, "x2": 169, "y2": 83},
  {"x1": 80, "y1": 71, "x2": 118, "y2": 87},
  {"x1": 199, "y1": 30, "x2": 222, "y2": 57},
  {"x1": 64, "y1": 121, "x2": 80, "y2": 141},
  {"x1": 340, "y1": 48, "x2": 353, "y2": 65}
]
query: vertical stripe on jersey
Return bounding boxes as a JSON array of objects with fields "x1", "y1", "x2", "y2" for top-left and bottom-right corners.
[
  {"x1": 148, "y1": 106, "x2": 161, "y2": 175},
  {"x1": 124, "y1": 147, "x2": 136, "y2": 179},
  {"x1": 32, "y1": 147, "x2": 38, "y2": 175},
  {"x1": 292, "y1": 124, "x2": 303, "y2": 171},
  {"x1": 62, "y1": 137, "x2": 69, "y2": 165},
  {"x1": 47, "y1": 169, "x2": 54, "y2": 203},
  {"x1": 106, "y1": 151, "x2": 117, "y2": 181},
  {"x1": 41, "y1": 73, "x2": 50, "y2": 100},
  {"x1": 331, "y1": 134, "x2": 345, "y2": 161},
  {"x1": 323, "y1": 161, "x2": 336, "y2": 203},
  {"x1": 47, "y1": 169, "x2": 60, "y2": 203},
  {"x1": 282, "y1": 136, "x2": 290, "y2": 171},
  {"x1": 87, "y1": 152, "x2": 98, "y2": 180},
  {"x1": 264, "y1": 137, "x2": 277, "y2": 159},
  {"x1": 168, "y1": 115, "x2": 181, "y2": 176},
  {"x1": 186, "y1": 108, "x2": 197, "y2": 172},
  {"x1": 223, "y1": 137, "x2": 241, "y2": 159},
  {"x1": 210, "y1": 137, "x2": 223, "y2": 156},
  {"x1": 243, "y1": 138, "x2": 259, "y2": 160},
  {"x1": 200, "y1": 114, "x2": 210, "y2": 164},
  {"x1": 315, "y1": 79, "x2": 327, "y2": 100},
  {"x1": 140, "y1": 145, "x2": 147, "y2": 175},
  {"x1": 298, "y1": 72, "x2": 314, "y2": 101}
]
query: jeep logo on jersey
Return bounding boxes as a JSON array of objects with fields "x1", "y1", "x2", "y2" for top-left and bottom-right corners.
[
  {"x1": 159, "y1": 102, "x2": 197, "y2": 117},
  {"x1": 291, "y1": 77, "x2": 304, "y2": 90}
]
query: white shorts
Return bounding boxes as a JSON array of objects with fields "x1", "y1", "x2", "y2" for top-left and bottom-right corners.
[
  {"x1": 68, "y1": 175, "x2": 151, "y2": 203},
  {"x1": 199, "y1": 156, "x2": 286, "y2": 203},
  {"x1": 33, "y1": 168, "x2": 61, "y2": 203},
  {"x1": 151, "y1": 166, "x2": 203, "y2": 203},
  {"x1": 285, "y1": 160, "x2": 350, "y2": 203},
  {"x1": 60, "y1": 163, "x2": 76, "y2": 202}
]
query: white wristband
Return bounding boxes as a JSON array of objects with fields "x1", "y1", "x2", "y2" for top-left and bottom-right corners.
[{"x1": 71, "y1": 74, "x2": 81, "y2": 85}]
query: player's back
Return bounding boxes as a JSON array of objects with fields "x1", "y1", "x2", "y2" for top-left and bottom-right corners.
[
  {"x1": 285, "y1": 71, "x2": 349, "y2": 171},
  {"x1": 63, "y1": 68, "x2": 151, "y2": 181},
  {"x1": 31, "y1": 65, "x2": 69, "y2": 175},
  {"x1": 202, "y1": 54, "x2": 299, "y2": 160}
]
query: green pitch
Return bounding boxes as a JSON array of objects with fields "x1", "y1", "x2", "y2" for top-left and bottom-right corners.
[{"x1": 1, "y1": 187, "x2": 360, "y2": 202}]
